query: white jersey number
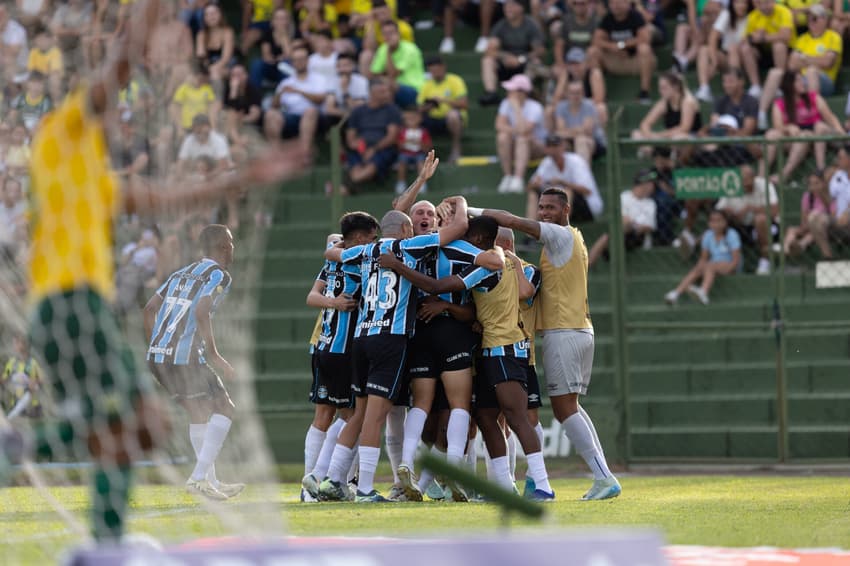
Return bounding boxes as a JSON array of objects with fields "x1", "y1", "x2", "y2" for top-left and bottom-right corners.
[
  {"x1": 162, "y1": 296, "x2": 193, "y2": 334},
  {"x1": 364, "y1": 270, "x2": 398, "y2": 312}
]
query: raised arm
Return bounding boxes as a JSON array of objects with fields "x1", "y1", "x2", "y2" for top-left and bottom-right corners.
[
  {"x1": 378, "y1": 252, "x2": 466, "y2": 295},
  {"x1": 437, "y1": 196, "x2": 469, "y2": 245},
  {"x1": 392, "y1": 150, "x2": 439, "y2": 212}
]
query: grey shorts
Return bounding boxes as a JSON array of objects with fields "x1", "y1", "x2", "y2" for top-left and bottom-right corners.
[{"x1": 540, "y1": 329, "x2": 594, "y2": 396}]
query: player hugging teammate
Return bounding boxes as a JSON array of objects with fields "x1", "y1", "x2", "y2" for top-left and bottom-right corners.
[{"x1": 300, "y1": 153, "x2": 620, "y2": 503}]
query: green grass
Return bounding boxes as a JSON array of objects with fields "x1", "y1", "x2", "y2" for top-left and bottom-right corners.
[{"x1": 1, "y1": 475, "x2": 848, "y2": 563}]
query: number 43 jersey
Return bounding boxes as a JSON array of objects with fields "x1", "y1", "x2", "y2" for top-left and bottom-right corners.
[
  {"x1": 341, "y1": 234, "x2": 441, "y2": 338},
  {"x1": 147, "y1": 258, "x2": 232, "y2": 365}
]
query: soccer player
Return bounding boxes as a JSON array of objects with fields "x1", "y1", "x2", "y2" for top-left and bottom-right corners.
[
  {"x1": 318, "y1": 198, "x2": 472, "y2": 502},
  {"x1": 379, "y1": 216, "x2": 555, "y2": 500},
  {"x1": 143, "y1": 225, "x2": 244, "y2": 500},
  {"x1": 0, "y1": 0, "x2": 310, "y2": 542},
  {"x1": 471, "y1": 188, "x2": 621, "y2": 500},
  {"x1": 301, "y1": 212, "x2": 380, "y2": 501}
]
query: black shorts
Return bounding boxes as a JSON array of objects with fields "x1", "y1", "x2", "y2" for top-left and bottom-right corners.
[
  {"x1": 526, "y1": 364, "x2": 543, "y2": 409},
  {"x1": 497, "y1": 61, "x2": 526, "y2": 83},
  {"x1": 148, "y1": 361, "x2": 231, "y2": 404},
  {"x1": 406, "y1": 316, "x2": 477, "y2": 379},
  {"x1": 310, "y1": 350, "x2": 354, "y2": 408},
  {"x1": 352, "y1": 334, "x2": 409, "y2": 401},
  {"x1": 473, "y1": 355, "x2": 529, "y2": 410}
]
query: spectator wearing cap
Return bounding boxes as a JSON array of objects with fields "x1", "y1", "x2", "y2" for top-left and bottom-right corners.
[
  {"x1": 739, "y1": 0, "x2": 793, "y2": 99},
  {"x1": 369, "y1": 20, "x2": 425, "y2": 107},
  {"x1": 588, "y1": 169, "x2": 658, "y2": 268},
  {"x1": 177, "y1": 114, "x2": 232, "y2": 176},
  {"x1": 525, "y1": 134, "x2": 602, "y2": 223},
  {"x1": 479, "y1": 0, "x2": 546, "y2": 107},
  {"x1": 417, "y1": 55, "x2": 468, "y2": 164},
  {"x1": 692, "y1": 68, "x2": 758, "y2": 167},
  {"x1": 588, "y1": 0, "x2": 656, "y2": 104},
  {"x1": 553, "y1": 0, "x2": 601, "y2": 65},
  {"x1": 495, "y1": 74, "x2": 546, "y2": 193},
  {"x1": 664, "y1": 209, "x2": 741, "y2": 306},
  {"x1": 343, "y1": 78, "x2": 402, "y2": 188},
  {"x1": 265, "y1": 45, "x2": 327, "y2": 151},
  {"x1": 551, "y1": 79, "x2": 606, "y2": 163},
  {"x1": 552, "y1": 46, "x2": 607, "y2": 124}
]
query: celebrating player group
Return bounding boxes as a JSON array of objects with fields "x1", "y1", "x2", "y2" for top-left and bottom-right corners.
[{"x1": 300, "y1": 151, "x2": 621, "y2": 503}]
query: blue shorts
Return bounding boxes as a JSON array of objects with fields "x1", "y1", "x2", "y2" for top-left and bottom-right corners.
[
  {"x1": 346, "y1": 147, "x2": 397, "y2": 176},
  {"x1": 397, "y1": 153, "x2": 426, "y2": 167}
]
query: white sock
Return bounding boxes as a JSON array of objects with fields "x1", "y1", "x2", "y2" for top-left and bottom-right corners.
[
  {"x1": 357, "y1": 445, "x2": 381, "y2": 494},
  {"x1": 418, "y1": 445, "x2": 444, "y2": 492},
  {"x1": 347, "y1": 443, "x2": 359, "y2": 483},
  {"x1": 579, "y1": 406, "x2": 605, "y2": 457},
  {"x1": 189, "y1": 423, "x2": 220, "y2": 487},
  {"x1": 446, "y1": 408, "x2": 470, "y2": 465},
  {"x1": 328, "y1": 444, "x2": 355, "y2": 484},
  {"x1": 190, "y1": 414, "x2": 231, "y2": 482},
  {"x1": 484, "y1": 446, "x2": 494, "y2": 481},
  {"x1": 562, "y1": 413, "x2": 611, "y2": 480},
  {"x1": 465, "y1": 437, "x2": 477, "y2": 476},
  {"x1": 507, "y1": 432, "x2": 517, "y2": 482},
  {"x1": 526, "y1": 451, "x2": 552, "y2": 493},
  {"x1": 491, "y1": 456, "x2": 513, "y2": 490},
  {"x1": 304, "y1": 425, "x2": 326, "y2": 475},
  {"x1": 534, "y1": 422, "x2": 544, "y2": 453},
  {"x1": 311, "y1": 419, "x2": 345, "y2": 480},
  {"x1": 401, "y1": 407, "x2": 428, "y2": 469},
  {"x1": 385, "y1": 406, "x2": 405, "y2": 483}
]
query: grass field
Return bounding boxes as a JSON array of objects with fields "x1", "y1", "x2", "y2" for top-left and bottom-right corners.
[{"x1": 1, "y1": 475, "x2": 848, "y2": 564}]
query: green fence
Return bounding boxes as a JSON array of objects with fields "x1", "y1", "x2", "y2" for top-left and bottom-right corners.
[{"x1": 605, "y1": 110, "x2": 850, "y2": 463}]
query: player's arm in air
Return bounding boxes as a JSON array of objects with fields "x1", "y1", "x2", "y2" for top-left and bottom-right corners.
[
  {"x1": 436, "y1": 196, "x2": 470, "y2": 245},
  {"x1": 417, "y1": 298, "x2": 476, "y2": 323},
  {"x1": 507, "y1": 251, "x2": 536, "y2": 301},
  {"x1": 469, "y1": 207, "x2": 542, "y2": 241},
  {"x1": 196, "y1": 295, "x2": 234, "y2": 380},
  {"x1": 392, "y1": 150, "x2": 439, "y2": 213}
]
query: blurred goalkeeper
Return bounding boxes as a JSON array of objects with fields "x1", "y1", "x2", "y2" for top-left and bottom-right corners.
[{"x1": 0, "y1": 0, "x2": 308, "y2": 543}]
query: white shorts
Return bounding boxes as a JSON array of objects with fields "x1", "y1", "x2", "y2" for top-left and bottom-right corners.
[{"x1": 540, "y1": 329, "x2": 594, "y2": 396}]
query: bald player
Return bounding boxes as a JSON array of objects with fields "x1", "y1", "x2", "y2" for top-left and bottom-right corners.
[{"x1": 469, "y1": 188, "x2": 621, "y2": 500}]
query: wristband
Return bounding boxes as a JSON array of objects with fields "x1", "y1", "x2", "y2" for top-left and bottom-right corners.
[{"x1": 468, "y1": 206, "x2": 484, "y2": 217}]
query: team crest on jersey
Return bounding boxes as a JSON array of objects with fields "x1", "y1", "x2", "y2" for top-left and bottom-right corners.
[{"x1": 317, "y1": 386, "x2": 328, "y2": 399}]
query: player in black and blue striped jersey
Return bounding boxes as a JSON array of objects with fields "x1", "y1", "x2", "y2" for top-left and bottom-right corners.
[
  {"x1": 379, "y1": 216, "x2": 555, "y2": 501},
  {"x1": 318, "y1": 197, "x2": 502, "y2": 502},
  {"x1": 143, "y1": 224, "x2": 244, "y2": 500},
  {"x1": 301, "y1": 212, "x2": 379, "y2": 502}
]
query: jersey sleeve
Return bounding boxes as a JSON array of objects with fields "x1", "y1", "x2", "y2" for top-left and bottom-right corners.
[
  {"x1": 538, "y1": 222, "x2": 575, "y2": 267},
  {"x1": 460, "y1": 263, "x2": 501, "y2": 291},
  {"x1": 522, "y1": 263, "x2": 542, "y2": 305},
  {"x1": 199, "y1": 268, "x2": 227, "y2": 299},
  {"x1": 441, "y1": 238, "x2": 484, "y2": 264},
  {"x1": 399, "y1": 233, "x2": 441, "y2": 259},
  {"x1": 340, "y1": 244, "x2": 367, "y2": 264}
]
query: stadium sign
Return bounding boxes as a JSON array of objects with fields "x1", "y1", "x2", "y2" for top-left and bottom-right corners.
[{"x1": 674, "y1": 168, "x2": 743, "y2": 200}]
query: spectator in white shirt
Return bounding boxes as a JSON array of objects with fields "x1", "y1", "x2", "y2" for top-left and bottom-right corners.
[
  {"x1": 495, "y1": 74, "x2": 546, "y2": 194},
  {"x1": 0, "y1": 176, "x2": 26, "y2": 252},
  {"x1": 589, "y1": 169, "x2": 657, "y2": 267},
  {"x1": 0, "y1": 5, "x2": 28, "y2": 82},
  {"x1": 177, "y1": 114, "x2": 232, "y2": 175},
  {"x1": 715, "y1": 164, "x2": 778, "y2": 275},
  {"x1": 264, "y1": 45, "x2": 327, "y2": 150},
  {"x1": 324, "y1": 52, "x2": 368, "y2": 121},
  {"x1": 811, "y1": 145, "x2": 850, "y2": 259},
  {"x1": 307, "y1": 30, "x2": 339, "y2": 84},
  {"x1": 525, "y1": 135, "x2": 602, "y2": 223}
]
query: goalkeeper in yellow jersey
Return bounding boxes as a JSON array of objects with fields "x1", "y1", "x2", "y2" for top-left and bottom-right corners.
[{"x1": 0, "y1": 0, "x2": 309, "y2": 543}]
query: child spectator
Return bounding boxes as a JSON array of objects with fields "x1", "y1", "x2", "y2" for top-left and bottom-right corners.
[
  {"x1": 1, "y1": 334, "x2": 44, "y2": 420},
  {"x1": 665, "y1": 209, "x2": 741, "y2": 306},
  {"x1": 171, "y1": 65, "x2": 218, "y2": 137},
  {"x1": 27, "y1": 26, "x2": 64, "y2": 102},
  {"x1": 5, "y1": 125, "x2": 31, "y2": 178},
  {"x1": 785, "y1": 171, "x2": 835, "y2": 258},
  {"x1": 588, "y1": 169, "x2": 657, "y2": 267},
  {"x1": 8, "y1": 71, "x2": 52, "y2": 134},
  {"x1": 395, "y1": 106, "x2": 432, "y2": 194}
]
